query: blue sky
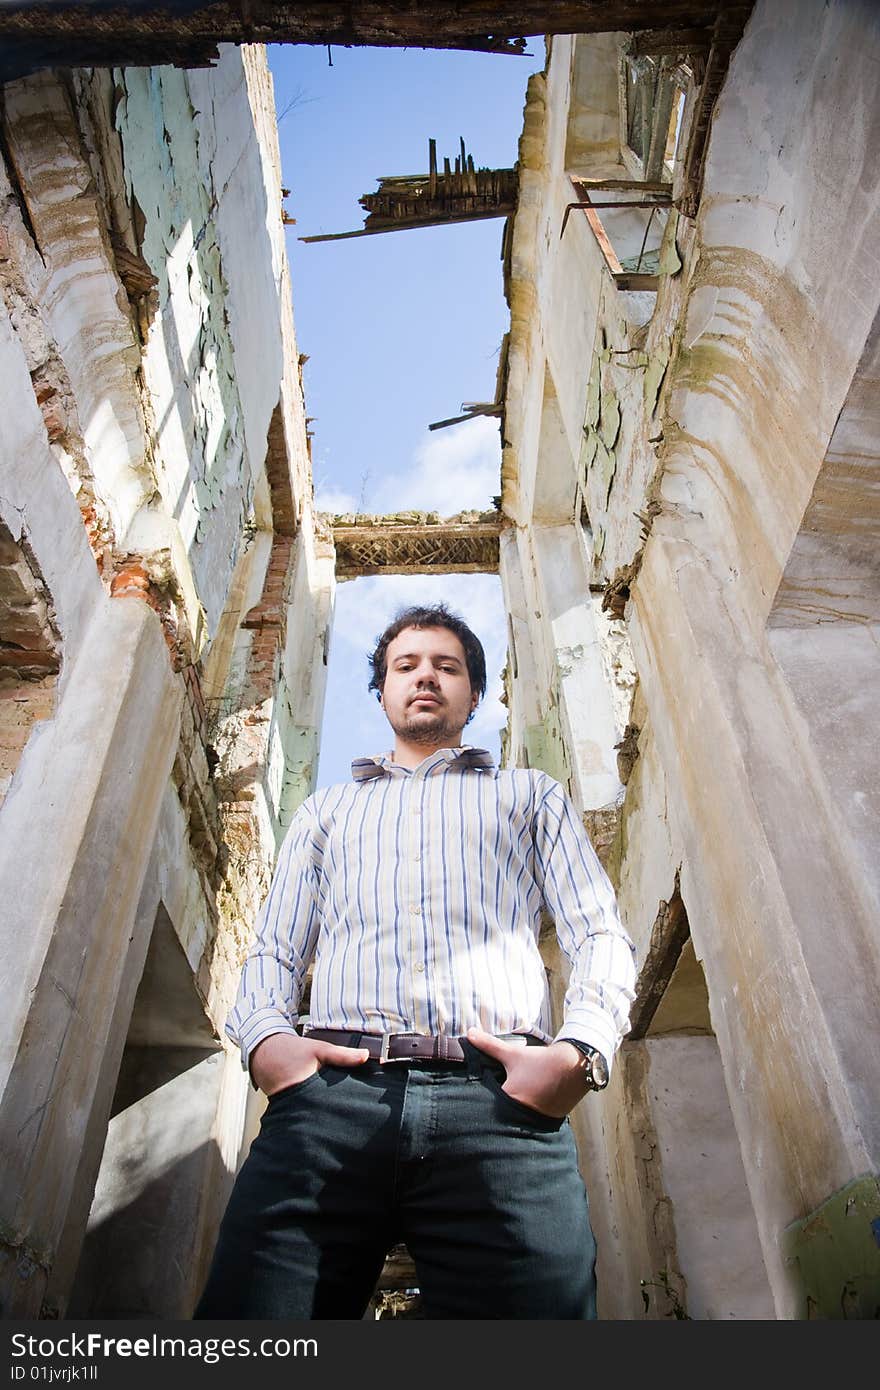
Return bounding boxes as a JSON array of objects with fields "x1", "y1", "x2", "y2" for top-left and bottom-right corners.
[{"x1": 268, "y1": 43, "x2": 544, "y2": 785}]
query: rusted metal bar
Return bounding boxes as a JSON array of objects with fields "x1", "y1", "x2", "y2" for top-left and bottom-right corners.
[
  {"x1": 560, "y1": 198, "x2": 672, "y2": 240},
  {"x1": 574, "y1": 178, "x2": 673, "y2": 193}
]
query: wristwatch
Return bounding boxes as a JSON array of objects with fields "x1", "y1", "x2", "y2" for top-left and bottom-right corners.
[{"x1": 560, "y1": 1038, "x2": 609, "y2": 1091}]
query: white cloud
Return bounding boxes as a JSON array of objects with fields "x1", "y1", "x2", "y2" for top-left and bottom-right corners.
[
  {"x1": 313, "y1": 484, "x2": 359, "y2": 513},
  {"x1": 371, "y1": 415, "x2": 501, "y2": 515},
  {"x1": 313, "y1": 414, "x2": 500, "y2": 519}
]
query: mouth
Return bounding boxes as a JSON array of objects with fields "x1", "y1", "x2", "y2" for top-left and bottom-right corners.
[{"x1": 410, "y1": 695, "x2": 442, "y2": 707}]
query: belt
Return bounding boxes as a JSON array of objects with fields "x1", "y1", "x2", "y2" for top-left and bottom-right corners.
[{"x1": 303, "y1": 1027, "x2": 467, "y2": 1064}]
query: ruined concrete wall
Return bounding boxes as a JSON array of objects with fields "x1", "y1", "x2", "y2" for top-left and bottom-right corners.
[
  {"x1": 0, "y1": 45, "x2": 328, "y2": 1317},
  {"x1": 501, "y1": 1, "x2": 880, "y2": 1318}
]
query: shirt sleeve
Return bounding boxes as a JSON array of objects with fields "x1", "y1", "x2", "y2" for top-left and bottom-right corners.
[
  {"x1": 225, "y1": 797, "x2": 323, "y2": 1071},
  {"x1": 533, "y1": 777, "x2": 637, "y2": 1075}
]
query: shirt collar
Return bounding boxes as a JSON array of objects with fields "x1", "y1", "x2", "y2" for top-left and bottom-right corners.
[{"x1": 351, "y1": 745, "x2": 495, "y2": 782}]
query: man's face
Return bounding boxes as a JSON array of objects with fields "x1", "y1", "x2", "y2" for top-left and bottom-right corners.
[{"x1": 379, "y1": 625, "x2": 479, "y2": 746}]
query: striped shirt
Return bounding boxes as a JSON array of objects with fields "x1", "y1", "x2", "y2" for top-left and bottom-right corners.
[{"x1": 227, "y1": 746, "x2": 636, "y2": 1072}]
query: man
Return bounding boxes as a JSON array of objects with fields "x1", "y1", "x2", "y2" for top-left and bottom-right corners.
[{"x1": 195, "y1": 602, "x2": 636, "y2": 1320}]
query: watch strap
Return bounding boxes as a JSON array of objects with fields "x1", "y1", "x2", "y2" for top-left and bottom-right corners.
[{"x1": 559, "y1": 1037, "x2": 609, "y2": 1090}]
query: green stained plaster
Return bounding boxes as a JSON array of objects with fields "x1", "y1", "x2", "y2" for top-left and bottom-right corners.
[
  {"x1": 276, "y1": 724, "x2": 320, "y2": 845},
  {"x1": 585, "y1": 357, "x2": 601, "y2": 430},
  {"x1": 269, "y1": 677, "x2": 321, "y2": 844},
  {"x1": 582, "y1": 350, "x2": 619, "y2": 503},
  {"x1": 620, "y1": 247, "x2": 661, "y2": 274},
  {"x1": 783, "y1": 1173, "x2": 880, "y2": 1319},
  {"x1": 644, "y1": 339, "x2": 671, "y2": 415},
  {"x1": 525, "y1": 704, "x2": 571, "y2": 786},
  {"x1": 593, "y1": 439, "x2": 616, "y2": 506},
  {"x1": 593, "y1": 526, "x2": 605, "y2": 562},
  {"x1": 599, "y1": 391, "x2": 621, "y2": 451},
  {"x1": 658, "y1": 211, "x2": 683, "y2": 276},
  {"x1": 581, "y1": 428, "x2": 598, "y2": 473}
]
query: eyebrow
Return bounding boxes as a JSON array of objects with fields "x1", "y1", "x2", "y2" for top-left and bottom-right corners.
[{"x1": 392, "y1": 652, "x2": 463, "y2": 665}]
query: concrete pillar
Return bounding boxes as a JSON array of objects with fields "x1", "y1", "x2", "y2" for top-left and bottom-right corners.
[
  {"x1": 629, "y1": 536, "x2": 879, "y2": 1316},
  {"x1": 68, "y1": 1045, "x2": 241, "y2": 1319},
  {"x1": 0, "y1": 597, "x2": 182, "y2": 1317}
]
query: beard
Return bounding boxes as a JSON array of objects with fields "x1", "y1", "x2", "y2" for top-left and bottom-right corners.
[{"x1": 386, "y1": 702, "x2": 465, "y2": 746}]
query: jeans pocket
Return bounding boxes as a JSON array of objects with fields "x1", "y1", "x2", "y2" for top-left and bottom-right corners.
[
  {"x1": 484, "y1": 1069, "x2": 566, "y2": 1132},
  {"x1": 265, "y1": 1066, "x2": 325, "y2": 1104}
]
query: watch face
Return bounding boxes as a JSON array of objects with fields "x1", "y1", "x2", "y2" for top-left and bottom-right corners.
[{"x1": 591, "y1": 1051, "x2": 609, "y2": 1088}]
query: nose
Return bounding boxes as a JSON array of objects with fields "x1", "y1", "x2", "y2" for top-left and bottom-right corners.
[{"x1": 411, "y1": 660, "x2": 440, "y2": 691}]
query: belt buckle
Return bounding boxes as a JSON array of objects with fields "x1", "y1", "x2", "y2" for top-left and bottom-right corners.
[{"x1": 378, "y1": 1032, "x2": 414, "y2": 1064}]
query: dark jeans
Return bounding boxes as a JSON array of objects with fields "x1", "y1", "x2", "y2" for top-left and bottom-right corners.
[{"x1": 195, "y1": 1040, "x2": 596, "y2": 1320}]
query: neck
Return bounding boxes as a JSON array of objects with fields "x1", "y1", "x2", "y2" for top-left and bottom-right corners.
[{"x1": 391, "y1": 734, "x2": 464, "y2": 770}]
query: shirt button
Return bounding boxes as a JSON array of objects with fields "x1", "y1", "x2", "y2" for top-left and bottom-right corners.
[
  {"x1": 410, "y1": 904, "x2": 421, "y2": 914},
  {"x1": 414, "y1": 963, "x2": 425, "y2": 973},
  {"x1": 413, "y1": 852, "x2": 421, "y2": 862}
]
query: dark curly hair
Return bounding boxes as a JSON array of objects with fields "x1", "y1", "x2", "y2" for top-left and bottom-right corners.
[{"x1": 367, "y1": 603, "x2": 487, "y2": 719}]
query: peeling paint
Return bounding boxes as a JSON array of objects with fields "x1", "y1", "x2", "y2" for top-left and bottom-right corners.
[
  {"x1": 643, "y1": 339, "x2": 671, "y2": 415},
  {"x1": 114, "y1": 65, "x2": 251, "y2": 631},
  {"x1": 599, "y1": 390, "x2": 621, "y2": 450}
]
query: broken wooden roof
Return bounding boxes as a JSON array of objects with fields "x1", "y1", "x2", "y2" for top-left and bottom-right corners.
[
  {"x1": 0, "y1": 3, "x2": 753, "y2": 82},
  {"x1": 326, "y1": 509, "x2": 503, "y2": 579}
]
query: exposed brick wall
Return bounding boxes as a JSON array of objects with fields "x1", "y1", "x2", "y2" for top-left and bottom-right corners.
[
  {"x1": 263, "y1": 402, "x2": 297, "y2": 539},
  {"x1": 109, "y1": 557, "x2": 193, "y2": 672}
]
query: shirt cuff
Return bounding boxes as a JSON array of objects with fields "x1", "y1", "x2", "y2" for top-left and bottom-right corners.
[{"x1": 229, "y1": 1009, "x2": 300, "y2": 1078}]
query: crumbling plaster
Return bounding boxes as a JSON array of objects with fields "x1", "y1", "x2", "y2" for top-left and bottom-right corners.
[
  {"x1": 625, "y1": 0, "x2": 880, "y2": 1257},
  {"x1": 1, "y1": 74, "x2": 153, "y2": 544},
  {"x1": 501, "y1": 0, "x2": 880, "y2": 1318},
  {"x1": 1, "y1": 39, "x2": 327, "y2": 1317},
  {"x1": 114, "y1": 61, "x2": 252, "y2": 637},
  {"x1": 0, "y1": 307, "x2": 104, "y2": 659}
]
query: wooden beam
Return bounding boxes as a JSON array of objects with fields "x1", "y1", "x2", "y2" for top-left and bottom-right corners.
[
  {"x1": 428, "y1": 404, "x2": 502, "y2": 431},
  {"x1": 645, "y1": 57, "x2": 676, "y2": 181},
  {"x1": 628, "y1": 878, "x2": 690, "y2": 1040},
  {"x1": 614, "y1": 271, "x2": 661, "y2": 291},
  {"x1": 300, "y1": 208, "x2": 512, "y2": 242},
  {"x1": 337, "y1": 562, "x2": 498, "y2": 578},
  {"x1": 679, "y1": 5, "x2": 755, "y2": 217},
  {"x1": 584, "y1": 207, "x2": 624, "y2": 274},
  {"x1": 331, "y1": 523, "x2": 502, "y2": 543},
  {"x1": 0, "y1": 3, "x2": 740, "y2": 82},
  {"x1": 624, "y1": 28, "x2": 713, "y2": 56}
]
